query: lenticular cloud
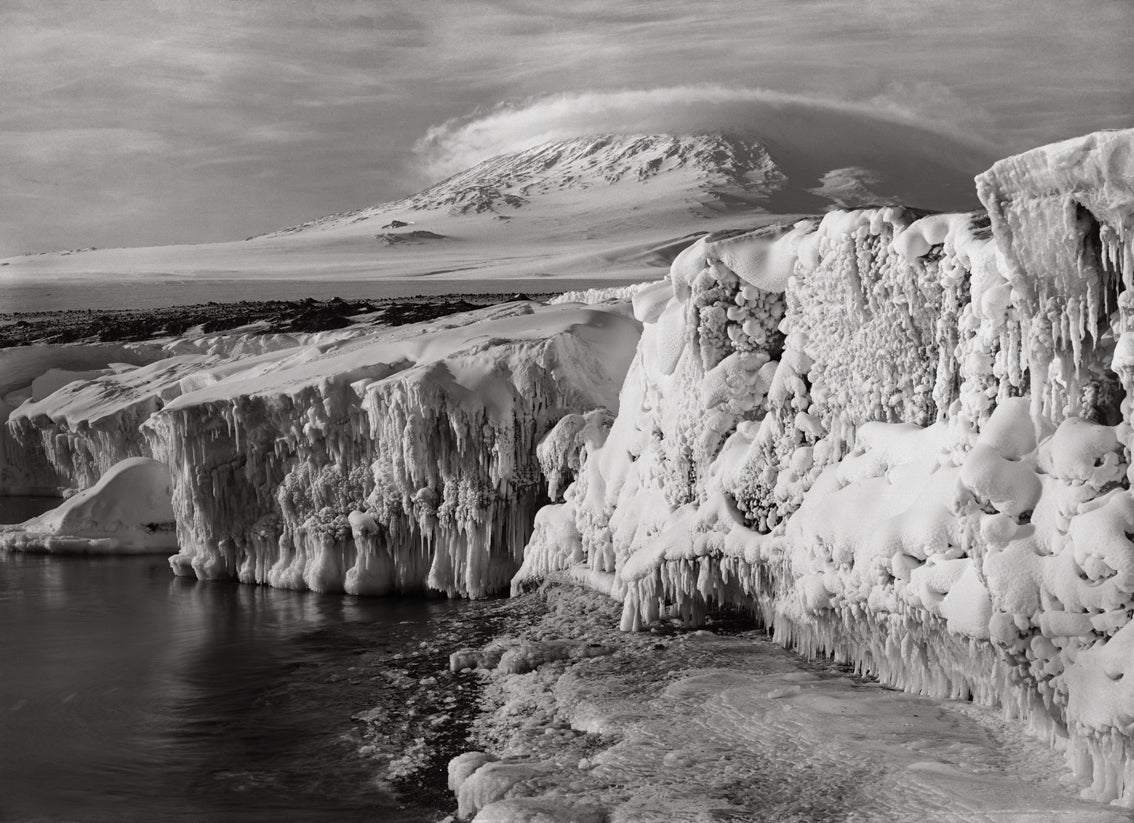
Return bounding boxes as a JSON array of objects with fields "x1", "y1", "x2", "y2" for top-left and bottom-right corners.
[{"x1": 412, "y1": 85, "x2": 988, "y2": 182}]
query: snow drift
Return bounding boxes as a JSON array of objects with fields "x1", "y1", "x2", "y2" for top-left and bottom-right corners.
[{"x1": 515, "y1": 129, "x2": 1134, "y2": 804}]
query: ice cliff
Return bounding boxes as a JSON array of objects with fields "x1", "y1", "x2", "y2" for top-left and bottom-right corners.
[
  {"x1": 2, "y1": 301, "x2": 638, "y2": 594},
  {"x1": 127, "y1": 302, "x2": 637, "y2": 598},
  {"x1": 515, "y1": 129, "x2": 1134, "y2": 803}
]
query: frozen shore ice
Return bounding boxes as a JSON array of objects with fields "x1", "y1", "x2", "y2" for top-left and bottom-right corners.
[{"x1": 447, "y1": 584, "x2": 1127, "y2": 822}]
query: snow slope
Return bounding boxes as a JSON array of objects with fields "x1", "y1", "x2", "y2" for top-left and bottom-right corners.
[
  {"x1": 516, "y1": 129, "x2": 1134, "y2": 804},
  {"x1": 0, "y1": 126, "x2": 987, "y2": 296}
]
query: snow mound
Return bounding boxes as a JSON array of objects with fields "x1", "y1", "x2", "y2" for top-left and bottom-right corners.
[
  {"x1": 0, "y1": 457, "x2": 176, "y2": 553},
  {"x1": 516, "y1": 129, "x2": 1134, "y2": 804}
]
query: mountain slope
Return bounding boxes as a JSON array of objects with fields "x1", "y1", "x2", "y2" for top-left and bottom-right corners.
[{"x1": 0, "y1": 127, "x2": 992, "y2": 304}]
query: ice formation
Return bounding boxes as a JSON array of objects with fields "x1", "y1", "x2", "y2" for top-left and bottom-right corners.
[
  {"x1": 121, "y1": 300, "x2": 638, "y2": 598},
  {"x1": 1, "y1": 331, "x2": 360, "y2": 494},
  {"x1": 6, "y1": 126, "x2": 1134, "y2": 806},
  {"x1": 1, "y1": 302, "x2": 639, "y2": 595},
  {"x1": 515, "y1": 129, "x2": 1134, "y2": 803},
  {"x1": 447, "y1": 585, "x2": 1126, "y2": 822},
  {"x1": 0, "y1": 457, "x2": 176, "y2": 553}
]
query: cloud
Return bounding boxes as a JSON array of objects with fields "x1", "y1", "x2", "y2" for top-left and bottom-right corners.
[
  {"x1": 412, "y1": 85, "x2": 994, "y2": 181},
  {"x1": 0, "y1": 128, "x2": 170, "y2": 165},
  {"x1": 869, "y1": 81, "x2": 995, "y2": 133}
]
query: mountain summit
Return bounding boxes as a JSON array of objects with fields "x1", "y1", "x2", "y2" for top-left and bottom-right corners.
[
  {"x1": 264, "y1": 134, "x2": 789, "y2": 237},
  {"x1": 266, "y1": 128, "x2": 978, "y2": 238},
  {"x1": 403, "y1": 134, "x2": 784, "y2": 214}
]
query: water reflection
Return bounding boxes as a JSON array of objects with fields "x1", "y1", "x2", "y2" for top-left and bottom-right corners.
[{"x1": 0, "y1": 520, "x2": 466, "y2": 822}]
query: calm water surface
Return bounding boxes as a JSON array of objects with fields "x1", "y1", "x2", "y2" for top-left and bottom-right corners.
[{"x1": 0, "y1": 497, "x2": 486, "y2": 822}]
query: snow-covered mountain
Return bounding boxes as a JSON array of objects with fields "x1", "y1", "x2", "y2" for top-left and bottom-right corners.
[
  {"x1": 266, "y1": 129, "x2": 980, "y2": 236},
  {"x1": 268, "y1": 134, "x2": 789, "y2": 234},
  {"x1": 0, "y1": 128, "x2": 988, "y2": 297}
]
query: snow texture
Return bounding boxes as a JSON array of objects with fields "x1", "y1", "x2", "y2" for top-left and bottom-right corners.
[
  {"x1": 448, "y1": 584, "x2": 1125, "y2": 822},
  {"x1": 516, "y1": 130, "x2": 1134, "y2": 805},
  {"x1": 2, "y1": 301, "x2": 639, "y2": 598}
]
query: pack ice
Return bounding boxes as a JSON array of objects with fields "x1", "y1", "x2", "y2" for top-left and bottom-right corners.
[{"x1": 515, "y1": 129, "x2": 1134, "y2": 804}]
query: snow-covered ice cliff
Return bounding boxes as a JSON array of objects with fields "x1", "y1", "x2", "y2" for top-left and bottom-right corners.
[
  {"x1": 4, "y1": 126, "x2": 1134, "y2": 805},
  {"x1": 131, "y1": 301, "x2": 639, "y2": 598},
  {"x1": 1, "y1": 331, "x2": 362, "y2": 494},
  {"x1": 515, "y1": 129, "x2": 1134, "y2": 804}
]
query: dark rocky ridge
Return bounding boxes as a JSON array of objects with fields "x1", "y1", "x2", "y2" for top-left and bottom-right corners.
[{"x1": 0, "y1": 293, "x2": 551, "y2": 348}]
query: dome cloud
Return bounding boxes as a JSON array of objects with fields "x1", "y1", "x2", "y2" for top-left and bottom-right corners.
[{"x1": 412, "y1": 86, "x2": 995, "y2": 183}]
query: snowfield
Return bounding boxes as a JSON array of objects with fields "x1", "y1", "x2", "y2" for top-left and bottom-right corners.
[{"x1": 3, "y1": 127, "x2": 1134, "y2": 810}]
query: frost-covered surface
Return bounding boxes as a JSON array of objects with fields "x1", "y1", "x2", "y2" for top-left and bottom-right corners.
[
  {"x1": 447, "y1": 584, "x2": 1124, "y2": 822},
  {"x1": 516, "y1": 129, "x2": 1134, "y2": 803},
  {"x1": 134, "y1": 300, "x2": 640, "y2": 597},
  {"x1": 0, "y1": 457, "x2": 176, "y2": 553}
]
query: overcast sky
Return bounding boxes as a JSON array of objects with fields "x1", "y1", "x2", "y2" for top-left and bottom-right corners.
[{"x1": 2, "y1": 0, "x2": 1131, "y2": 256}]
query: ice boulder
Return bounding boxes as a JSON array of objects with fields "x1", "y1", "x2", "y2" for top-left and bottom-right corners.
[{"x1": 0, "y1": 457, "x2": 176, "y2": 553}]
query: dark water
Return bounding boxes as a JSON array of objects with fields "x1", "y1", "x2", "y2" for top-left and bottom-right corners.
[
  {"x1": 0, "y1": 497, "x2": 491, "y2": 823},
  {"x1": 0, "y1": 277, "x2": 625, "y2": 313}
]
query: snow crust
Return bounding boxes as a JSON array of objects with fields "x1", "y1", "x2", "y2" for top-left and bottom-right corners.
[{"x1": 515, "y1": 129, "x2": 1134, "y2": 804}]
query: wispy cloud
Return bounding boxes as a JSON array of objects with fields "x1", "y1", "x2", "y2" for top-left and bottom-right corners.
[{"x1": 0, "y1": 128, "x2": 169, "y2": 164}]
